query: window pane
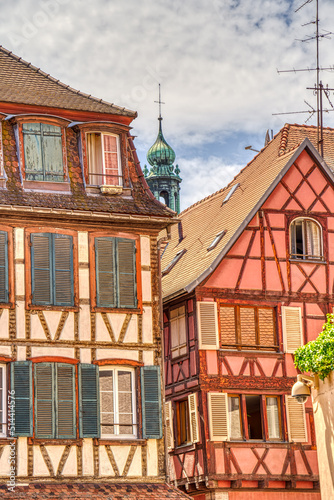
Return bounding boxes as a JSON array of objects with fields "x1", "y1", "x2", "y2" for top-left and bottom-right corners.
[
  {"x1": 87, "y1": 133, "x2": 103, "y2": 185},
  {"x1": 228, "y1": 396, "x2": 242, "y2": 439},
  {"x1": 295, "y1": 220, "x2": 303, "y2": 256},
  {"x1": 100, "y1": 370, "x2": 114, "y2": 435},
  {"x1": 267, "y1": 397, "x2": 280, "y2": 439},
  {"x1": 245, "y1": 395, "x2": 263, "y2": 440},
  {"x1": 41, "y1": 124, "x2": 63, "y2": 182},
  {"x1": 23, "y1": 123, "x2": 43, "y2": 180},
  {"x1": 306, "y1": 220, "x2": 321, "y2": 258},
  {"x1": 177, "y1": 400, "x2": 189, "y2": 446}
]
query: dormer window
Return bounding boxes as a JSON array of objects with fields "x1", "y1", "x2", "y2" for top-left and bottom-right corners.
[
  {"x1": 86, "y1": 132, "x2": 121, "y2": 186},
  {"x1": 290, "y1": 217, "x2": 323, "y2": 260},
  {"x1": 22, "y1": 123, "x2": 64, "y2": 182}
]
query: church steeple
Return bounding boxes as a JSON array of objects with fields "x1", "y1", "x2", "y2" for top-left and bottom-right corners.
[{"x1": 144, "y1": 85, "x2": 181, "y2": 213}]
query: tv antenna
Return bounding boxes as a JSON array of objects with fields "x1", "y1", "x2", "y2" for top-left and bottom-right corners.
[{"x1": 273, "y1": 0, "x2": 334, "y2": 156}]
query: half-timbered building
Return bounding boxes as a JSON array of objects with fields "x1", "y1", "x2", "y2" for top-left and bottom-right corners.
[
  {"x1": 0, "y1": 46, "x2": 191, "y2": 500},
  {"x1": 160, "y1": 124, "x2": 334, "y2": 500}
]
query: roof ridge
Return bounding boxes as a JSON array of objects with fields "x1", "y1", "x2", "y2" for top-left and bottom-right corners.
[{"x1": 0, "y1": 45, "x2": 136, "y2": 117}]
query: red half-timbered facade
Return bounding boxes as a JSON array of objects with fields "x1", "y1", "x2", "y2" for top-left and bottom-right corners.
[{"x1": 160, "y1": 125, "x2": 334, "y2": 500}]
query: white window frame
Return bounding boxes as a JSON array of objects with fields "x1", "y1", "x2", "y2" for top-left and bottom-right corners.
[
  {"x1": 290, "y1": 217, "x2": 323, "y2": 260},
  {"x1": 86, "y1": 132, "x2": 122, "y2": 186},
  {"x1": 0, "y1": 364, "x2": 6, "y2": 437},
  {"x1": 99, "y1": 366, "x2": 137, "y2": 439}
]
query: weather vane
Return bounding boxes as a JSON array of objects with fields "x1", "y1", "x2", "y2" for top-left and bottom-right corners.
[{"x1": 273, "y1": 0, "x2": 334, "y2": 156}]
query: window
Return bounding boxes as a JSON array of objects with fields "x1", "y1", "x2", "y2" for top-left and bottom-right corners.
[
  {"x1": 207, "y1": 230, "x2": 226, "y2": 251},
  {"x1": 162, "y1": 249, "x2": 186, "y2": 276},
  {"x1": 174, "y1": 394, "x2": 199, "y2": 447},
  {"x1": 95, "y1": 237, "x2": 137, "y2": 309},
  {"x1": 12, "y1": 361, "x2": 162, "y2": 441},
  {"x1": 87, "y1": 132, "x2": 121, "y2": 186},
  {"x1": 0, "y1": 231, "x2": 8, "y2": 303},
  {"x1": 220, "y1": 305, "x2": 278, "y2": 351},
  {"x1": 99, "y1": 367, "x2": 136, "y2": 438},
  {"x1": 208, "y1": 392, "x2": 282, "y2": 442},
  {"x1": 30, "y1": 233, "x2": 74, "y2": 307},
  {"x1": 22, "y1": 123, "x2": 64, "y2": 182},
  {"x1": 170, "y1": 306, "x2": 187, "y2": 359},
  {"x1": 0, "y1": 365, "x2": 6, "y2": 437},
  {"x1": 290, "y1": 218, "x2": 322, "y2": 260}
]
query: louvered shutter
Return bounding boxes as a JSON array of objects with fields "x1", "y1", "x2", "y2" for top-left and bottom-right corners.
[
  {"x1": 41, "y1": 124, "x2": 64, "y2": 182},
  {"x1": 141, "y1": 366, "x2": 162, "y2": 439},
  {"x1": 0, "y1": 231, "x2": 8, "y2": 303},
  {"x1": 188, "y1": 393, "x2": 199, "y2": 443},
  {"x1": 11, "y1": 361, "x2": 32, "y2": 436},
  {"x1": 286, "y1": 395, "x2": 307, "y2": 442},
  {"x1": 282, "y1": 306, "x2": 303, "y2": 353},
  {"x1": 79, "y1": 364, "x2": 100, "y2": 438},
  {"x1": 23, "y1": 123, "x2": 43, "y2": 181},
  {"x1": 31, "y1": 233, "x2": 52, "y2": 305},
  {"x1": 208, "y1": 392, "x2": 228, "y2": 441},
  {"x1": 54, "y1": 234, "x2": 73, "y2": 306},
  {"x1": 34, "y1": 363, "x2": 54, "y2": 438},
  {"x1": 96, "y1": 237, "x2": 116, "y2": 307},
  {"x1": 197, "y1": 302, "x2": 219, "y2": 349},
  {"x1": 117, "y1": 239, "x2": 137, "y2": 308},
  {"x1": 56, "y1": 364, "x2": 76, "y2": 439},
  {"x1": 165, "y1": 401, "x2": 174, "y2": 450}
]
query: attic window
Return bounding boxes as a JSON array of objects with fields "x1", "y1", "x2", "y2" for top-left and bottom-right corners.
[
  {"x1": 162, "y1": 249, "x2": 186, "y2": 276},
  {"x1": 207, "y1": 230, "x2": 226, "y2": 251},
  {"x1": 222, "y1": 183, "x2": 239, "y2": 205}
]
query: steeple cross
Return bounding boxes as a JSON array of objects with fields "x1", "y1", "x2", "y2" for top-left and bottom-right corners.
[{"x1": 154, "y1": 83, "x2": 165, "y2": 121}]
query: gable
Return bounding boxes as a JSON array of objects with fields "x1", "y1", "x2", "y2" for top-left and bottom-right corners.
[{"x1": 204, "y1": 147, "x2": 333, "y2": 296}]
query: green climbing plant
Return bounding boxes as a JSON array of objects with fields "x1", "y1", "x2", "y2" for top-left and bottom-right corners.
[{"x1": 294, "y1": 313, "x2": 334, "y2": 380}]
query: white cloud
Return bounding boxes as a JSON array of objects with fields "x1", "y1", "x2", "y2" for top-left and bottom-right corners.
[{"x1": 1, "y1": 0, "x2": 334, "y2": 208}]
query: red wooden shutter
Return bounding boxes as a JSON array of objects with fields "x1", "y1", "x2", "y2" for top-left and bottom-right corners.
[{"x1": 103, "y1": 134, "x2": 119, "y2": 185}]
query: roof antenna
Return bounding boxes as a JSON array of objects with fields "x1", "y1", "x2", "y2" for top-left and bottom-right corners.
[{"x1": 273, "y1": 0, "x2": 334, "y2": 157}]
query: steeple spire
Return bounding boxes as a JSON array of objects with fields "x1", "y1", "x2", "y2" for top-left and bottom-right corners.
[{"x1": 144, "y1": 85, "x2": 181, "y2": 213}]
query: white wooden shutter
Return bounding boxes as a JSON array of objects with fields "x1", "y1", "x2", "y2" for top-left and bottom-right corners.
[
  {"x1": 165, "y1": 401, "x2": 174, "y2": 450},
  {"x1": 286, "y1": 395, "x2": 307, "y2": 443},
  {"x1": 208, "y1": 393, "x2": 228, "y2": 441},
  {"x1": 282, "y1": 306, "x2": 303, "y2": 353},
  {"x1": 188, "y1": 393, "x2": 199, "y2": 443},
  {"x1": 197, "y1": 301, "x2": 219, "y2": 349}
]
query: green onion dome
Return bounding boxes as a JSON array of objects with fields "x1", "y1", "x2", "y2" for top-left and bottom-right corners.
[{"x1": 147, "y1": 121, "x2": 176, "y2": 167}]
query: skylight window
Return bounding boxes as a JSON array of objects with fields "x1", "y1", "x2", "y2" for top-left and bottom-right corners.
[
  {"x1": 222, "y1": 183, "x2": 240, "y2": 205},
  {"x1": 207, "y1": 230, "x2": 226, "y2": 251},
  {"x1": 162, "y1": 249, "x2": 187, "y2": 276}
]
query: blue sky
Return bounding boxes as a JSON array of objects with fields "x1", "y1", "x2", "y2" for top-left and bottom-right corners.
[{"x1": 1, "y1": 0, "x2": 334, "y2": 211}]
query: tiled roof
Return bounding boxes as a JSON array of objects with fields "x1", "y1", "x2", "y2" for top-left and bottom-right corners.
[
  {"x1": 0, "y1": 46, "x2": 136, "y2": 117},
  {"x1": 0, "y1": 482, "x2": 191, "y2": 499},
  {"x1": 161, "y1": 124, "x2": 334, "y2": 299}
]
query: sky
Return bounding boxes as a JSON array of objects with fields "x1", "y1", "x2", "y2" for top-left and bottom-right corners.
[{"x1": 1, "y1": 0, "x2": 334, "y2": 211}]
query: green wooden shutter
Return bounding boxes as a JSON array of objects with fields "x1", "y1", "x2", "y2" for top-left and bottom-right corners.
[
  {"x1": 141, "y1": 366, "x2": 162, "y2": 439},
  {"x1": 0, "y1": 231, "x2": 8, "y2": 303},
  {"x1": 31, "y1": 233, "x2": 52, "y2": 305},
  {"x1": 96, "y1": 237, "x2": 116, "y2": 307},
  {"x1": 41, "y1": 124, "x2": 64, "y2": 182},
  {"x1": 79, "y1": 364, "x2": 100, "y2": 438},
  {"x1": 23, "y1": 123, "x2": 43, "y2": 181},
  {"x1": 34, "y1": 363, "x2": 54, "y2": 438},
  {"x1": 117, "y1": 239, "x2": 137, "y2": 308},
  {"x1": 53, "y1": 234, "x2": 74, "y2": 306},
  {"x1": 11, "y1": 361, "x2": 32, "y2": 436},
  {"x1": 56, "y1": 364, "x2": 76, "y2": 439}
]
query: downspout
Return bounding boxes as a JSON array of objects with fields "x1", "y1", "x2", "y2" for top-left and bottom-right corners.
[{"x1": 157, "y1": 225, "x2": 172, "y2": 483}]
